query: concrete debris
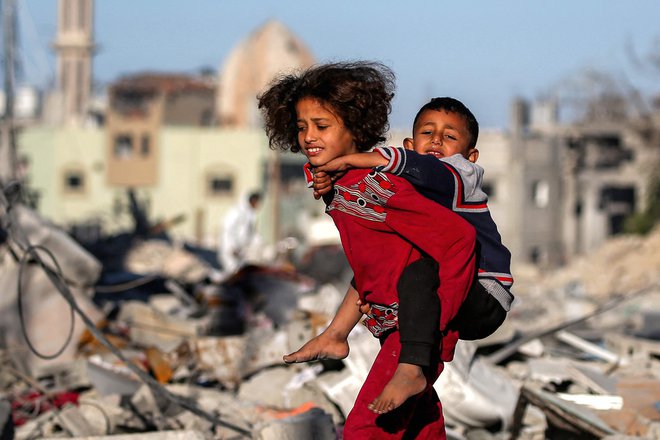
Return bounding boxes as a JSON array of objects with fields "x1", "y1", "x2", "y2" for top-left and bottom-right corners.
[{"x1": 1, "y1": 201, "x2": 659, "y2": 439}]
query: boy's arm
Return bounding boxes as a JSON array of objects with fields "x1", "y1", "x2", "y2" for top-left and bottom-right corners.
[
  {"x1": 315, "y1": 151, "x2": 388, "y2": 174},
  {"x1": 375, "y1": 147, "x2": 483, "y2": 205},
  {"x1": 312, "y1": 151, "x2": 388, "y2": 197}
]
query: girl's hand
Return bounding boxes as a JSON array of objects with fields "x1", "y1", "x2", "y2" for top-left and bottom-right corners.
[{"x1": 356, "y1": 298, "x2": 372, "y2": 315}]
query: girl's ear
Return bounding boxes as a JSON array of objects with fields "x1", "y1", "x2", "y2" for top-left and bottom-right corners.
[{"x1": 403, "y1": 138, "x2": 414, "y2": 150}]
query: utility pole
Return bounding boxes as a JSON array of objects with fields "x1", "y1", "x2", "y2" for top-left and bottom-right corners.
[{"x1": 1, "y1": 0, "x2": 19, "y2": 183}]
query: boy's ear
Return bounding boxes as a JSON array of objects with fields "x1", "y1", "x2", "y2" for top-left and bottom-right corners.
[
  {"x1": 468, "y1": 148, "x2": 479, "y2": 163},
  {"x1": 403, "y1": 137, "x2": 414, "y2": 150}
]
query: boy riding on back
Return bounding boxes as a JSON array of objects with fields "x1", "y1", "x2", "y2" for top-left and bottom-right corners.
[
  {"x1": 312, "y1": 97, "x2": 514, "y2": 414},
  {"x1": 260, "y1": 63, "x2": 477, "y2": 439}
]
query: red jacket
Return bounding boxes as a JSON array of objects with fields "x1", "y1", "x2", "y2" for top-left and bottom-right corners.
[{"x1": 325, "y1": 169, "x2": 477, "y2": 360}]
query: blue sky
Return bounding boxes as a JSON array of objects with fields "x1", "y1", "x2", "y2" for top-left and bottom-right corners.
[{"x1": 16, "y1": 0, "x2": 660, "y2": 130}]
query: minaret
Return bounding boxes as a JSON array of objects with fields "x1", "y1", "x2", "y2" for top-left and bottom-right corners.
[{"x1": 52, "y1": 0, "x2": 95, "y2": 126}]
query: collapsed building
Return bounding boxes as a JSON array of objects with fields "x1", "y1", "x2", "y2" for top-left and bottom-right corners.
[
  {"x1": 0, "y1": 189, "x2": 659, "y2": 438},
  {"x1": 2, "y1": 0, "x2": 660, "y2": 439}
]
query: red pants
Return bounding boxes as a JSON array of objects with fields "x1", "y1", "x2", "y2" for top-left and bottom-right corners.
[{"x1": 342, "y1": 330, "x2": 446, "y2": 439}]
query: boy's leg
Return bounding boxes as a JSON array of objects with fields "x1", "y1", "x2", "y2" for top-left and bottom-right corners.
[
  {"x1": 343, "y1": 330, "x2": 446, "y2": 440},
  {"x1": 368, "y1": 256, "x2": 440, "y2": 413},
  {"x1": 397, "y1": 256, "x2": 440, "y2": 366},
  {"x1": 449, "y1": 279, "x2": 507, "y2": 341}
]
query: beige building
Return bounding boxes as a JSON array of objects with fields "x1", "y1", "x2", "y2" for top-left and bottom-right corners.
[
  {"x1": 20, "y1": 126, "x2": 274, "y2": 246},
  {"x1": 475, "y1": 98, "x2": 660, "y2": 268},
  {"x1": 17, "y1": 0, "x2": 660, "y2": 269},
  {"x1": 19, "y1": 17, "x2": 318, "y2": 252}
]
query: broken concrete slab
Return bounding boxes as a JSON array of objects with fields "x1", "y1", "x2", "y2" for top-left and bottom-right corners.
[
  {"x1": 510, "y1": 384, "x2": 618, "y2": 439},
  {"x1": 124, "y1": 239, "x2": 212, "y2": 285},
  {"x1": 56, "y1": 403, "x2": 98, "y2": 437},
  {"x1": 34, "y1": 360, "x2": 92, "y2": 391},
  {"x1": 237, "y1": 364, "x2": 344, "y2": 425},
  {"x1": 86, "y1": 356, "x2": 141, "y2": 397},
  {"x1": 253, "y1": 406, "x2": 336, "y2": 440},
  {"x1": 117, "y1": 301, "x2": 202, "y2": 352},
  {"x1": 59, "y1": 431, "x2": 209, "y2": 440},
  {"x1": 8, "y1": 205, "x2": 102, "y2": 286},
  {"x1": 6, "y1": 261, "x2": 104, "y2": 374},
  {"x1": 435, "y1": 341, "x2": 519, "y2": 430}
]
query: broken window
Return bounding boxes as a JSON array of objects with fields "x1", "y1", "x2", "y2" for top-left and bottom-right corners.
[
  {"x1": 200, "y1": 109, "x2": 214, "y2": 127},
  {"x1": 140, "y1": 135, "x2": 150, "y2": 156},
  {"x1": 599, "y1": 186, "x2": 636, "y2": 235},
  {"x1": 114, "y1": 135, "x2": 133, "y2": 159},
  {"x1": 207, "y1": 174, "x2": 234, "y2": 196},
  {"x1": 63, "y1": 170, "x2": 85, "y2": 193},
  {"x1": 113, "y1": 91, "x2": 152, "y2": 117},
  {"x1": 529, "y1": 246, "x2": 542, "y2": 264},
  {"x1": 531, "y1": 180, "x2": 550, "y2": 208}
]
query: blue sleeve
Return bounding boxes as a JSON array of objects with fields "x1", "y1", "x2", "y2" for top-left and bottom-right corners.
[{"x1": 374, "y1": 147, "x2": 457, "y2": 205}]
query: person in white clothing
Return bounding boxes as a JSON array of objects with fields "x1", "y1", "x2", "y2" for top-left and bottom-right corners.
[{"x1": 218, "y1": 191, "x2": 262, "y2": 276}]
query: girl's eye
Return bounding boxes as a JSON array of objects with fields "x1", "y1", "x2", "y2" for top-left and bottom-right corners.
[
  {"x1": 446, "y1": 134, "x2": 456, "y2": 140},
  {"x1": 297, "y1": 126, "x2": 306, "y2": 132},
  {"x1": 317, "y1": 125, "x2": 328, "y2": 130}
]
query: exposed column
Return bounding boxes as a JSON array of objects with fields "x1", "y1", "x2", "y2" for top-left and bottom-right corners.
[{"x1": 52, "y1": 0, "x2": 95, "y2": 126}]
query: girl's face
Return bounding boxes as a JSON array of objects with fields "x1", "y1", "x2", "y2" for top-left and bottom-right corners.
[{"x1": 295, "y1": 97, "x2": 358, "y2": 166}]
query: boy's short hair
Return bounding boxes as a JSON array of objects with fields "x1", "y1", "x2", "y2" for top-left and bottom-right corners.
[
  {"x1": 413, "y1": 97, "x2": 479, "y2": 149},
  {"x1": 258, "y1": 61, "x2": 396, "y2": 153}
]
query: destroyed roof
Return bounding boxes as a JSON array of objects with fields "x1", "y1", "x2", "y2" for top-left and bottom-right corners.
[{"x1": 111, "y1": 73, "x2": 215, "y2": 95}]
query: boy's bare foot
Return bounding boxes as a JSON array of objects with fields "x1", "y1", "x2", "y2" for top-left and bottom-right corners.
[
  {"x1": 283, "y1": 331, "x2": 349, "y2": 363},
  {"x1": 368, "y1": 363, "x2": 427, "y2": 414}
]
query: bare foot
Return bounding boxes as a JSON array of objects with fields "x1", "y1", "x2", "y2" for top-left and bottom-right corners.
[
  {"x1": 368, "y1": 363, "x2": 427, "y2": 414},
  {"x1": 283, "y1": 330, "x2": 349, "y2": 364}
]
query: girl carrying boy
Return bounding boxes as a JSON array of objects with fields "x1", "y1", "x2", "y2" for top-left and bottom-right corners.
[{"x1": 258, "y1": 61, "x2": 476, "y2": 439}]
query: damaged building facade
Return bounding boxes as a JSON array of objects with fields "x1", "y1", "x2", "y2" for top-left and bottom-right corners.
[
  {"x1": 3, "y1": 1, "x2": 660, "y2": 439},
  {"x1": 18, "y1": 14, "x2": 318, "y2": 250},
  {"x1": 13, "y1": 0, "x2": 660, "y2": 265},
  {"x1": 477, "y1": 98, "x2": 660, "y2": 267}
]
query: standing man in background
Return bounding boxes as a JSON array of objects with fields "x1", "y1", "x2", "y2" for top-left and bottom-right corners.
[{"x1": 218, "y1": 191, "x2": 262, "y2": 277}]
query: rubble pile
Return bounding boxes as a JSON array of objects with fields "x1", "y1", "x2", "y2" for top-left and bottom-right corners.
[{"x1": 1, "y1": 202, "x2": 659, "y2": 439}]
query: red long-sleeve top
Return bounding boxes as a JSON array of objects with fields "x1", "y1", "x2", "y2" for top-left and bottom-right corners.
[{"x1": 324, "y1": 169, "x2": 477, "y2": 361}]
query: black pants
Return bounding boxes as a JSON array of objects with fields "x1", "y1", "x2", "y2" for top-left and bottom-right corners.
[
  {"x1": 397, "y1": 256, "x2": 507, "y2": 367},
  {"x1": 397, "y1": 257, "x2": 440, "y2": 367}
]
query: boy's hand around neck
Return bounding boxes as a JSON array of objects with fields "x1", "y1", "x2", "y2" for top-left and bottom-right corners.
[
  {"x1": 312, "y1": 170, "x2": 336, "y2": 199},
  {"x1": 314, "y1": 151, "x2": 387, "y2": 174},
  {"x1": 311, "y1": 151, "x2": 389, "y2": 199}
]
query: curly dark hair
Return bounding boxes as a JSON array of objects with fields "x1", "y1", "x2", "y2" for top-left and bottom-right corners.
[{"x1": 258, "y1": 61, "x2": 395, "y2": 153}]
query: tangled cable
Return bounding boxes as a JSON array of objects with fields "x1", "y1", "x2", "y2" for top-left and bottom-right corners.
[
  {"x1": 17, "y1": 244, "x2": 75, "y2": 360},
  {"x1": 1, "y1": 183, "x2": 253, "y2": 437}
]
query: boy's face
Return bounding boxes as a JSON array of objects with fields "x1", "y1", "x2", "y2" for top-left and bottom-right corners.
[
  {"x1": 405, "y1": 109, "x2": 478, "y2": 163},
  {"x1": 296, "y1": 97, "x2": 358, "y2": 167}
]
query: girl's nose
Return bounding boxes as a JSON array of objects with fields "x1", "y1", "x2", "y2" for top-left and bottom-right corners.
[{"x1": 432, "y1": 135, "x2": 442, "y2": 145}]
